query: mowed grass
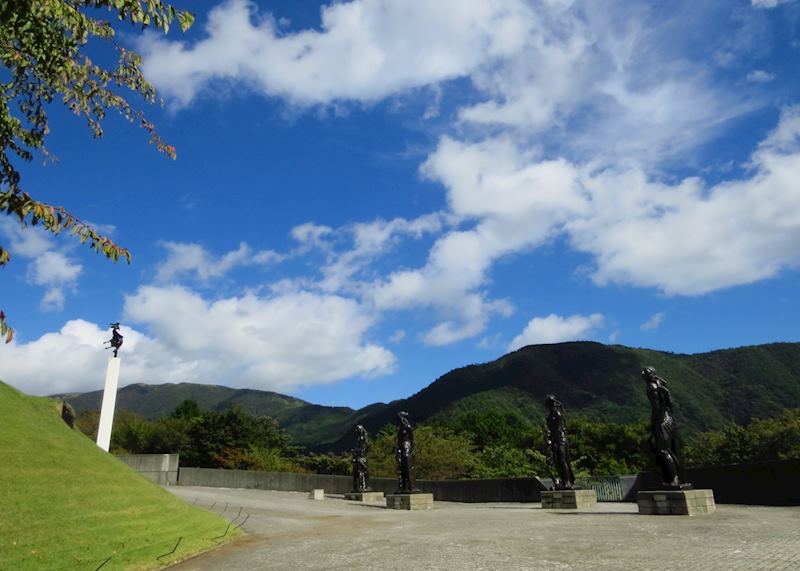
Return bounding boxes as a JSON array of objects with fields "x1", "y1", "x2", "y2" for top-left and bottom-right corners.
[{"x1": 0, "y1": 381, "x2": 238, "y2": 570}]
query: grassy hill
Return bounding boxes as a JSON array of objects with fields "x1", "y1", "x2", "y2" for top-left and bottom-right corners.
[{"x1": 0, "y1": 381, "x2": 236, "y2": 570}]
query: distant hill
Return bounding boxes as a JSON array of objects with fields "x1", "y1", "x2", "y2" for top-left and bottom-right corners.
[
  {"x1": 57, "y1": 382, "x2": 360, "y2": 448},
  {"x1": 324, "y1": 341, "x2": 800, "y2": 451},
  {"x1": 58, "y1": 341, "x2": 800, "y2": 452}
]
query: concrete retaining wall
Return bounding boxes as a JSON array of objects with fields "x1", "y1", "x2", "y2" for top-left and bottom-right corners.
[
  {"x1": 178, "y1": 468, "x2": 546, "y2": 503},
  {"x1": 180, "y1": 460, "x2": 800, "y2": 505},
  {"x1": 633, "y1": 459, "x2": 800, "y2": 505},
  {"x1": 117, "y1": 453, "x2": 179, "y2": 485}
]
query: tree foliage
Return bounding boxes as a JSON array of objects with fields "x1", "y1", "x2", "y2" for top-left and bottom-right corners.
[
  {"x1": 567, "y1": 418, "x2": 650, "y2": 476},
  {"x1": 76, "y1": 400, "x2": 800, "y2": 480},
  {"x1": 368, "y1": 424, "x2": 479, "y2": 481},
  {"x1": 0, "y1": 0, "x2": 193, "y2": 342},
  {"x1": 78, "y1": 400, "x2": 303, "y2": 471},
  {"x1": 683, "y1": 409, "x2": 800, "y2": 467}
]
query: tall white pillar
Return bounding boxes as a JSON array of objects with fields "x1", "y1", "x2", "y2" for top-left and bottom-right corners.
[{"x1": 96, "y1": 356, "x2": 121, "y2": 452}]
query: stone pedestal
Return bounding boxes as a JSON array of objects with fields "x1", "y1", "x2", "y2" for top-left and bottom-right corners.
[
  {"x1": 637, "y1": 489, "x2": 716, "y2": 516},
  {"x1": 308, "y1": 489, "x2": 325, "y2": 500},
  {"x1": 385, "y1": 493, "x2": 433, "y2": 510},
  {"x1": 541, "y1": 489, "x2": 597, "y2": 509},
  {"x1": 344, "y1": 491, "x2": 385, "y2": 502}
]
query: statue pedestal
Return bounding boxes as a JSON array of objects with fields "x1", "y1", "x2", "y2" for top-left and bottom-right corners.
[
  {"x1": 637, "y1": 489, "x2": 715, "y2": 516},
  {"x1": 541, "y1": 489, "x2": 597, "y2": 509},
  {"x1": 344, "y1": 491, "x2": 385, "y2": 502},
  {"x1": 385, "y1": 493, "x2": 433, "y2": 510}
]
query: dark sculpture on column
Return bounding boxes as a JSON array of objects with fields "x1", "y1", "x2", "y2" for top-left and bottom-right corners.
[
  {"x1": 544, "y1": 394, "x2": 575, "y2": 490},
  {"x1": 642, "y1": 367, "x2": 689, "y2": 489},
  {"x1": 351, "y1": 424, "x2": 370, "y2": 493},
  {"x1": 104, "y1": 322, "x2": 123, "y2": 357},
  {"x1": 395, "y1": 411, "x2": 418, "y2": 493}
]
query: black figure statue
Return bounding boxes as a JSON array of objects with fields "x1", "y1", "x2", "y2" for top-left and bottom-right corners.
[
  {"x1": 351, "y1": 424, "x2": 370, "y2": 493},
  {"x1": 544, "y1": 394, "x2": 576, "y2": 490},
  {"x1": 395, "y1": 411, "x2": 418, "y2": 493},
  {"x1": 105, "y1": 322, "x2": 123, "y2": 357},
  {"x1": 642, "y1": 367, "x2": 689, "y2": 489}
]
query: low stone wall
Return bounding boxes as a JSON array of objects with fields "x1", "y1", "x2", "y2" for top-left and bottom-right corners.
[
  {"x1": 178, "y1": 468, "x2": 353, "y2": 494},
  {"x1": 633, "y1": 458, "x2": 800, "y2": 506},
  {"x1": 116, "y1": 453, "x2": 179, "y2": 485},
  {"x1": 148, "y1": 459, "x2": 800, "y2": 505},
  {"x1": 178, "y1": 468, "x2": 546, "y2": 503}
]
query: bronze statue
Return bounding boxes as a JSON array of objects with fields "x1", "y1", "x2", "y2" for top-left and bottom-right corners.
[
  {"x1": 395, "y1": 411, "x2": 418, "y2": 493},
  {"x1": 642, "y1": 367, "x2": 689, "y2": 488},
  {"x1": 544, "y1": 394, "x2": 575, "y2": 490},
  {"x1": 104, "y1": 322, "x2": 123, "y2": 357},
  {"x1": 351, "y1": 424, "x2": 370, "y2": 492}
]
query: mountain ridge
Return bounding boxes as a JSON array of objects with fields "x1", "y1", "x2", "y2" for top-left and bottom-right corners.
[{"x1": 57, "y1": 341, "x2": 800, "y2": 450}]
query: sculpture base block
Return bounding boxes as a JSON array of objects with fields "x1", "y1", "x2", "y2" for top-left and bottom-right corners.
[
  {"x1": 308, "y1": 489, "x2": 325, "y2": 500},
  {"x1": 637, "y1": 489, "x2": 716, "y2": 516},
  {"x1": 344, "y1": 491, "x2": 385, "y2": 502},
  {"x1": 541, "y1": 489, "x2": 597, "y2": 509},
  {"x1": 385, "y1": 493, "x2": 433, "y2": 510}
]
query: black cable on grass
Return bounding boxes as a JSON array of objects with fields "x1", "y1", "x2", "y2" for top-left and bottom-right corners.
[{"x1": 156, "y1": 537, "x2": 183, "y2": 560}]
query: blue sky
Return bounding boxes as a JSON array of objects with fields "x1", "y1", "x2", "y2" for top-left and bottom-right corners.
[{"x1": 1, "y1": 0, "x2": 799, "y2": 409}]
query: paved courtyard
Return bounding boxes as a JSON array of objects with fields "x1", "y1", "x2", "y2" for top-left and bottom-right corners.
[{"x1": 167, "y1": 486, "x2": 800, "y2": 571}]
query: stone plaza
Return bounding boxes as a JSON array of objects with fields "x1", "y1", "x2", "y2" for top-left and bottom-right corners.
[{"x1": 167, "y1": 486, "x2": 800, "y2": 571}]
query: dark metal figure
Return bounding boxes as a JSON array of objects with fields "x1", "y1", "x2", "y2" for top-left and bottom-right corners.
[
  {"x1": 544, "y1": 394, "x2": 576, "y2": 490},
  {"x1": 61, "y1": 400, "x2": 75, "y2": 429},
  {"x1": 104, "y1": 322, "x2": 123, "y2": 357},
  {"x1": 642, "y1": 367, "x2": 689, "y2": 489},
  {"x1": 351, "y1": 424, "x2": 371, "y2": 492},
  {"x1": 395, "y1": 411, "x2": 418, "y2": 493}
]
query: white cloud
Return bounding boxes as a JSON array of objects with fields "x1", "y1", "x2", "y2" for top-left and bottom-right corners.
[
  {"x1": 0, "y1": 218, "x2": 51, "y2": 258},
  {"x1": 640, "y1": 312, "x2": 665, "y2": 331},
  {"x1": 123, "y1": 285, "x2": 395, "y2": 391},
  {"x1": 1, "y1": 285, "x2": 396, "y2": 395},
  {"x1": 746, "y1": 70, "x2": 775, "y2": 83},
  {"x1": 508, "y1": 313, "x2": 604, "y2": 350},
  {"x1": 410, "y1": 106, "x2": 800, "y2": 307},
  {"x1": 751, "y1": 0, "x2": 793, "y2": 7},
  {"x1": 317, "y1": 214, "x2": 443, "y2": 293},
  {"x1": 250, "y1": 102, "x2": 799, "y2": 348},
  {"x1": 0, "y1": 320, "x2": 172, "y2": 395},
  {"x1": 1, "y1": 221, "x2": 83, "y2": 311},
  {"x1": 290, "y1": 222, "x2": 333, "y2": 249},
  {"x1": 39, "y1": 288, "x2": 66, "y2": 313},
  {"x1": 569, "y1": 106, "x2": 800, "y2": 295},
  {"x1": 389, "y1": 329, "x2": 406, "y2": 343},
  {"x1": 139, "y1": 0, "x2": 532, "y2": 107},
  {"x1": 154, "y1": 241, "x2": 283, "y2": 283},
  {"x1": 364, "y1": 137, "x2": 577, "y2": 343},
  {"x1": 460, "y1": 1, "x2": 752, "y2": 165},
  {"x1": 27, "y1": 251, "x2": 82, "y2": 287},
  {"x1": 124, "y1": 0, "x2": 798, "y2": 348},
  {"x1": 139, "y1": 1, "x2": 752, "y2": 168}
]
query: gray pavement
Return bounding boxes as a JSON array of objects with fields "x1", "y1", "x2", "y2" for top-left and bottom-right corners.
[{"x1": 166, "y1": 486, "x2": 800, "y2": 571}]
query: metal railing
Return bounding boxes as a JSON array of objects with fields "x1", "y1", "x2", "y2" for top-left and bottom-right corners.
[{"x1": 575, "y1": 476, "x2": 624, "y2": 501}]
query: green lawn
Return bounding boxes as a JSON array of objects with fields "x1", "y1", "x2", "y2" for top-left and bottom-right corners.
[{"x1": 0, "y1": 381, "x2": 237, "y2": 570}]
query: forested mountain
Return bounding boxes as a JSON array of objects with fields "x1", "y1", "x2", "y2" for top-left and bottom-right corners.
[
  {"x1": 58, "y1": 341, "x2": 800, "y2": 450},
  {"x1": 56, "y1": 382, "x2": 359, "y2": 447}
]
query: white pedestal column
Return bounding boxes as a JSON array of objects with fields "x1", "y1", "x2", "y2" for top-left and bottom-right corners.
[{"x1": 96, "y1": 357, "x2": 121, "y2": 452}]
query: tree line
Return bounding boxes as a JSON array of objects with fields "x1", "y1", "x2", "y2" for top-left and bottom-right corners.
[{"x1": 75, "y1": 401, "x2": 800, "y2": 480}]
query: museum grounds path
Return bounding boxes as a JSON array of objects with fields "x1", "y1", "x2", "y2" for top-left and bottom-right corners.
[{"x1": 165, "y1": 486, "x2": 800, "y2": 570}]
